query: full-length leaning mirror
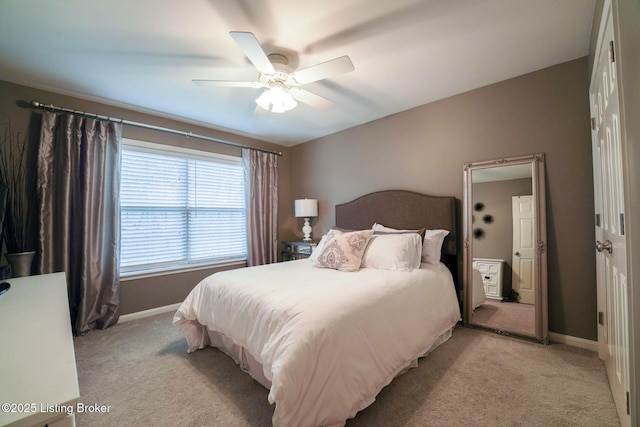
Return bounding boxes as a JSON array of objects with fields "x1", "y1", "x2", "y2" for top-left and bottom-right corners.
[{"x1": 463, "y1": 153, "x2": 548, "y2": 343}]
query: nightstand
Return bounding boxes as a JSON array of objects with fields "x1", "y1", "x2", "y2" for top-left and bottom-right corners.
[
  {"x1": 281, "y1": 241, "x2": 318, "y2": 261},
  {"x1": 472, "y1": 258, "x2": 504, "y2": 300}
]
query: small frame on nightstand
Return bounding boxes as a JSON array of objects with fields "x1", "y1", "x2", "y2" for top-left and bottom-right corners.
[{"x1": 281, "y1": 241, "x2": 318, "y2": 261}]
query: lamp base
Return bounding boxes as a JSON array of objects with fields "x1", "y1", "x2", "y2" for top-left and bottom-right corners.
[{"x1": 302, "y1": 217, "x2": 312, "y2": 242}]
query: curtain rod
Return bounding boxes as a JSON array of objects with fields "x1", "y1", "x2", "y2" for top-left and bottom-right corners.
[{"x1": 30, "y1": 101, "x2": 282, "y2": 157}]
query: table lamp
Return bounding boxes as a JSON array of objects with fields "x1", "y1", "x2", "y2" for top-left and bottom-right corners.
[{"x1": 295, "y1": 199, "x2": 318, "y2": 242}]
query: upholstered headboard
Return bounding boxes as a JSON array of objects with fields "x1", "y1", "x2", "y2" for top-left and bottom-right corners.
[
  {"x1": 335, "y1": 190, "x2": 457, "y2": 256},
  {"x1": 334, "y1": 190, "x2": 458, "y2": 283}
]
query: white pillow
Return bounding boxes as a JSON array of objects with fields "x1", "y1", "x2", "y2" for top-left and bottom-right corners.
[
  {"x1": 422, "y1": 229, "x2": 450, "y2": 265},
  {"x1": 361, "y1": 233, "x2": 422, "y2": 271},
  {"x1": 372, "y1": 223, "x2": 449, "y2": 265},
  {"x1": 308, "y1": 234, "x2": 327, "y2": 262},
  {"x1": 313, "y1": 229, "x2": 373, "y2": 272},
  {"x1": 372, "y1": 223, "x2": 421, "y2": 234}
]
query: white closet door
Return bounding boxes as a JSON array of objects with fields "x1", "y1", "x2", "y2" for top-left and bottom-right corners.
[{"x1": 590, "y1": 1, "x2": 630, "y2": 424}]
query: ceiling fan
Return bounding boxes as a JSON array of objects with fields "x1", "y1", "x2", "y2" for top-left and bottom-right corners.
[{"x1": 193, "y1": 31, "x2": 355, "y2": 113}]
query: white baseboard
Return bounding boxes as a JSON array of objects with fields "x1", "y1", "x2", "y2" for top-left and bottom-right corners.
[
  {"x1": 549, "y1": 332, "x2": 598, "y2": 352},
  {"x1": 118, "y1": 303, "x2": 182, "y2": 324}
]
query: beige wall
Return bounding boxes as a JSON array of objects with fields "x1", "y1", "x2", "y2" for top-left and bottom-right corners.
[
  {"x1": 0, "y1": 80, "x2": 292, "y2": 314},
  {"x1": 290, "y1": 58, "x2": 597, "y2": 340}
]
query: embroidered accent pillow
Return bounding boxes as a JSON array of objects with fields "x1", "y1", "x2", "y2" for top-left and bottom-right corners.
[{"x1": 313, "y1": 228, "x2": 374, "y2": 272}]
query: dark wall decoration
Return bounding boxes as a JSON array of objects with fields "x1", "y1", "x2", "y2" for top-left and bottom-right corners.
[
  {"x1": 473, "y1": 228, "x2": 485, "y2": 239},
  {"x1": 473, "y1": 202, "x2": 487, "y2": 239}
]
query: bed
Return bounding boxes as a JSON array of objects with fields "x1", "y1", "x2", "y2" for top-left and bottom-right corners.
[
  {"x1": 472, "y1": 268, "x2": 487, "y2": 309},
  {"x1": 173, "y1": 190, "x2": 461, "y2": 427}
]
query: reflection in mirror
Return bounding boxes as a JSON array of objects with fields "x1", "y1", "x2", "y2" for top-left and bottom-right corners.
[{"x1": 463, "y1": 154, "x2": 548, "y2": 343}]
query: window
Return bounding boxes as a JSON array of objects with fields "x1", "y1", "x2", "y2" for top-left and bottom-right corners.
[{"x1": 120, "y1": 140, "x2": 246, "y2": 274}]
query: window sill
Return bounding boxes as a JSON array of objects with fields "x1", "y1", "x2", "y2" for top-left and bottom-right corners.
[{"x1": 120, "y1": 259, "x2": 247, "y2": 281}]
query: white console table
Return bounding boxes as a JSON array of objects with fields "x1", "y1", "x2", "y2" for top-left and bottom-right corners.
[{"x1": 0, "y1": 272, "x2": 79, "y2": 427}]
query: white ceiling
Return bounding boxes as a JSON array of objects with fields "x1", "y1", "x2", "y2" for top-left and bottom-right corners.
[{"x1": 0, "y1": 0, "x2": 595, "y2": 147}]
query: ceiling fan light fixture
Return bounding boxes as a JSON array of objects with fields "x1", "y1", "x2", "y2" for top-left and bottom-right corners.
[
  {"x1": 195, "y1": 32, "x2": 354, "y2": 113},
  {"x1": 271, "y1": 100, "x2": 286, "y2": 113},
  {"x1": 281, "y1": 92, "x2": 297, "y2": 111},
  {"x1": 256, "y1": 90, "x2": 272, "y2": 110},
  {"x1": 255, "y1": 85, "x2": 297, "y2": 113}
]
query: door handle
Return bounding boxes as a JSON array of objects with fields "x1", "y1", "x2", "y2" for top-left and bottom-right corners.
[
  {"x1": 514, "y1": 251, "x2": 520, "y2": 256},
  {"x1": 596, "y1": 240, "x2": 613, "y2": 254}
]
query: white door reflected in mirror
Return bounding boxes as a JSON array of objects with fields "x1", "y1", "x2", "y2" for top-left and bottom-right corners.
[{"x1": 512, "y1": 195, "x2": 535, "y2": 305}]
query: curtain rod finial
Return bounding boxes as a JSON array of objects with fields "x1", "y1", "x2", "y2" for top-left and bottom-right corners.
[{"x1": 31, "y1": 100, "x2": 41, "y2": 108}]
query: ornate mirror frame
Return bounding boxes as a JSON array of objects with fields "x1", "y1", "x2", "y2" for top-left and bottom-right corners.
[{"x1": 463, "y1": 153, "x2": 548, "y2": 343}]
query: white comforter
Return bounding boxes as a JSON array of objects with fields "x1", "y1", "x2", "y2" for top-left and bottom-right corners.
[
  {"x1": 472, "y1": 268, "x2": 487, "y2": 309},
  {"x1": 173, "y1": 259, "x2": 460, "y2": 427}
]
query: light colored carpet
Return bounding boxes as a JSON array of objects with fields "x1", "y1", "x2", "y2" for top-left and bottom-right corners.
[
  {"x1": 471, "y1": 299, "x2": 535, "y2": 335},
  {"x1": 73, "y1": 312, "x2": 620, "y2": 427}
]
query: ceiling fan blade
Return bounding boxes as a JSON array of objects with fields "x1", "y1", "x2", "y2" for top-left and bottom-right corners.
[
  {"x1": 291, "y1": 56, "x2": 354, "y2": 85},
  {"x1": 229, "y1": 31, "x2": 275, "y2": 75},
  {"x1": 192, "y1": 79, "x2": 262, "y2": 88},
  {"x1": 290, "y1": 88, "x2": 335, "y2": 111}
]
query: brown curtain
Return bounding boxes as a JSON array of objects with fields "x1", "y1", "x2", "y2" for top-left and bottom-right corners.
[
  {"x1": 37, "y1": 111, "x2": 121, "y2": 335},
  {"x1": 242, "y1": 148, "x2": 278, "y2": 266}
]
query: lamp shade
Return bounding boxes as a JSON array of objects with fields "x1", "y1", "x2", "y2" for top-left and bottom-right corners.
[{"x1": 295, "y1": 199, "x2": 318, "y2": 218}]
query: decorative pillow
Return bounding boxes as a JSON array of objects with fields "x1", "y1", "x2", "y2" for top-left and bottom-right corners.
[
  {"x1": 313, "y1": 229, "x2": 373, "y2": 272},
  {"x1": 361, "y1": 233, "x2": 422, "y2": 271},
  {"x1": 308, "y1": 234, "x2": 328, "y2": 262},
  {"x1": 421, "y1": 229, "x2": 450, "y2": 265}
]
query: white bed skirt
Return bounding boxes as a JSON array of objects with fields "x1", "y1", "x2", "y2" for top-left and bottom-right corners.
[{"x1": 204, "y1": 324, "x2": 456, "y2": 391}]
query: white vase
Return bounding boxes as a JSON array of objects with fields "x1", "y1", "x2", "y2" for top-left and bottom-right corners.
[{"x1": 5, "y1": 251, "x2": 35, "y2": 278}]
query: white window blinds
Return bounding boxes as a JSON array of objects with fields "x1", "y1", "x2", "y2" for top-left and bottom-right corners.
[{"x1": 120, "y1": 143, "x2": 246, "y2": 273}]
